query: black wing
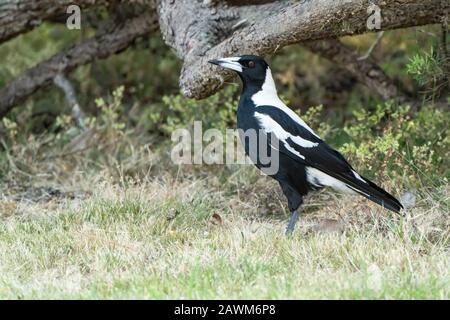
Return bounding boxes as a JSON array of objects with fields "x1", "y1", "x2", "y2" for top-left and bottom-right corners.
[{"x1": 255, "y1": 105, "x2": 403, "y2": 213}]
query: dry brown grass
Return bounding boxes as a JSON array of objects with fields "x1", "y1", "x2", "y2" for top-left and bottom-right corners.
[{"x1": 0, "y1": 144, "x2": 448, "y2": 299}]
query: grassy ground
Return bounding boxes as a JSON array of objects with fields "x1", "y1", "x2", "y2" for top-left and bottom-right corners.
[
  {"x1": 0, "y1": 23, "x2": 448, "y2": 299},
  {"x1": 0, "y1": 162, "x2": 448, "y2": 299}
]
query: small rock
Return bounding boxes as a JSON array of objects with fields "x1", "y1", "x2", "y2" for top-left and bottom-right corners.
[
  {"x1": 167, "y1": 208, "x2": 179, "y2": 220},
  {"x1": 400, "y1": 191, "x2": 416, "y2": 208}
]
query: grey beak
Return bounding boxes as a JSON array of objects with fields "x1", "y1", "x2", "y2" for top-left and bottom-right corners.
[{"x1": 207, "y1": 57, "x2": 243, "y2": 72}]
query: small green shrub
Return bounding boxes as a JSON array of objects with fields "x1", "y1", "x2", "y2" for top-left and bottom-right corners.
[
  {"x1": 406, "y1": 47, "x2": 448, "y2": 99},
  {"x1": 298, "y1": 104, "x2": 334, "y2": 139},
  {"x1": 407, "y1": 48, "x2": 444, "y2": 86},
  {"x1": 142, "y1": 85, "x2": 238, "y2": 136},
  {"x1": 340, "y1": 102, "x2": 449, "y2": 186}
]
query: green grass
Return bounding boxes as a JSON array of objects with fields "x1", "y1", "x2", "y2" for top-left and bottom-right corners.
[
  {"x1": 0, "y1": 20, "x2": 448, "y2": 300},
  {"x1": 0, "y1": 168, "x2": 448, "y2": 299}
]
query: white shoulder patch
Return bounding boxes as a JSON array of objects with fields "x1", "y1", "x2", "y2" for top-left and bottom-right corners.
[
  {"x1": 255, "y1": 112, "x2": 304, "y2": 160},
  {"x1": 251, "y1": 68, "x2": 320, "y2": 139},
  {"x1": 254, "y1": 112, "x2": 319, "y2": 148},
  {"x1": 255, "y1": 112, "x2": 320, "y2": 161}
]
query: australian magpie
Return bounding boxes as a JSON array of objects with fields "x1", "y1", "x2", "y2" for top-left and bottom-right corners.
[{"x1": 209, "y1": 55, "x2": 403, "y2": 235}]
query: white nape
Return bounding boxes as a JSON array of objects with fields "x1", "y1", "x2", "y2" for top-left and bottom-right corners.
[{"x1": 251, "y1": 68, "x2": 320, "y2": 139}]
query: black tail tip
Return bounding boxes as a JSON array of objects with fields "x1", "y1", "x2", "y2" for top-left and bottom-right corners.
[{"x1": 382, "y1": 200, "x2": 404, "y2": 214}]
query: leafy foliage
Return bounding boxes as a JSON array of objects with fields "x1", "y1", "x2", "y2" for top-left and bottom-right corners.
[
  {"x1": 406, "y1": 47, "x2": 448, "y2": 99},
  {"x1": 406, "y1": 48, "x2": 443, "y2": 86},
  {"x1": 340, "y1": 102, "x2": 449, "y2": 185},
  {"x1": 143, "y1": 85, "x2": 239, "y2": 135},
  {"x1": 0, "y1": 24, "x2": 448, "y2": 192},
  {"x1": 0, "y1": 23, "x2": 449, "y2": 300}
]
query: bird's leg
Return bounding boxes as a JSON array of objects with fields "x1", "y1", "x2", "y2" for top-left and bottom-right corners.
[
  {"x1": 285, "y1": 208, "x2": 301, "y2": 236},
  {"x1": 278, "y1": 182, "x2": 303, "y2": 236}
]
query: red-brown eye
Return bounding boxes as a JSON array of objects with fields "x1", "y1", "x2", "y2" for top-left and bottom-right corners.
[{"x1": 248, "y1": 60, "x2": 255, "y2": 68}]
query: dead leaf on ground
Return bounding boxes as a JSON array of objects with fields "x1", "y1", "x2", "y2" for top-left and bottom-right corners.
[{"x1": 211, "y1": 213, "x2": 223, "y2": 225}]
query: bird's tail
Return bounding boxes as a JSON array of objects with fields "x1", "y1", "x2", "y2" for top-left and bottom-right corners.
[{"x1": 342, "y1": 173, "x2": 403, "y2": 213}]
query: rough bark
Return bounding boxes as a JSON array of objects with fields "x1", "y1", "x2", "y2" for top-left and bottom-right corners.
[
  {"x1": 172, "y1": 0, "x2": 448, "y2": 99},
  {"x1": 0, "y1": 0, "x2": 159, "y2": 42},
  {"x1": 0, "y1": 11, "x2": 158, "y2": 119},
  {"x1": 0, "y1": 0, "x2": 447, "y2": 120},
  {"x1": 157, "y1": 0, "x2": 287, "y2": 59},
  {"x1": 0, "y1": 0, "x2": 113, "y2": 43},
  {"x1": 303, "y1": 38, "x2": 410, "y2": 102}
]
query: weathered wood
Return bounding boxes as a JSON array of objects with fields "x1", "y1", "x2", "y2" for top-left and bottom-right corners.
[
  {"x1": 0, "y1": 0, "x2": 112, "y2": 43},
  {"x1": 0, "y1": 11, "x2": 158, "y2": 119},
  {"x1": 175, "y1": 0, "x2": 448, "y2": 99},
  {"x1": 0, "y1": 0, "x2": 447, "y2": 120},
  {"x1": 157, "y1": 0, "x2": 287, "y2": 59}
]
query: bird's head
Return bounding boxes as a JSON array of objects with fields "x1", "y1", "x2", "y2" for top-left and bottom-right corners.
[{"x1": 208, "y1": 55, "x2": 269, "y2": 88}]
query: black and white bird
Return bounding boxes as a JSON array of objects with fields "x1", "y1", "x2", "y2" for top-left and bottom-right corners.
[{"x1": 209, "y1": 55, "x2": 403, "y2": 235}]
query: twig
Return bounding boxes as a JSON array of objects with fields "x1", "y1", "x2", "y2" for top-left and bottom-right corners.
[
  {"x1": 231, "y1": 19, "x2": 247, "y2": 30},
  {"x1": 358, "y1": 31, "x2": 384, "y2": 61},
  {"x1": 53, "y1": 74, "x2": 87, "y2": 131}
]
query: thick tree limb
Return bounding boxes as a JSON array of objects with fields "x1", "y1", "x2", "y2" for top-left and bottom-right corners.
[
  {"x1": 303, "y1": 38, "x2": 410, "y2": 102},
  {"x1": 0, "y1": 11, "x2": 158, "y2": 119},
  {"x1": 1, "y1": 0, "x2": 448, "y2": 120},
  {"x1": 176, "y1": 0, "x2": 448, "y2": 99},
  {"x1": 157, "y1": 0, "x2": 286, "y2": 59}
]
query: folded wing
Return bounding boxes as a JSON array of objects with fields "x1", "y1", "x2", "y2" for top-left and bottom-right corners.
[{"x1": 254, "y1": 105, "x2": 403, "y2": 213}]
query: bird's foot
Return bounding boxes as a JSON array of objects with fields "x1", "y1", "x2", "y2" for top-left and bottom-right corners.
[{"x1": 285, "y1": 209, "x2": 300, "y2": 236}]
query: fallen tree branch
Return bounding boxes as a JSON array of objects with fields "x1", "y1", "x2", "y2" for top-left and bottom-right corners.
[
  {"x1": 0, "y1": 10, "x2": 159, "y2": 119},
  {"x1": 0, "y1": 0, "x2": 114, "y2": 43},
  {"x1": 177, "y1": 0, "x2": 448, "y2": 99},
  {"x1": 157, "y1": 0, "x2": 286, "y2": 59},
  {"x1": 303, "y1": 38, "x2": 410, "y2": 102},
  {"x1": 1, "y1": 0, "x2": 448, "y2": 117},
  {"x1": 54, "y1": 74, "x2": 87, "y2": 131}
]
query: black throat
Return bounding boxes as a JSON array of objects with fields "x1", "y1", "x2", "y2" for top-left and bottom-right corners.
[{"x1": 237, "y1": 67, "x2": 268, "y2": 110}]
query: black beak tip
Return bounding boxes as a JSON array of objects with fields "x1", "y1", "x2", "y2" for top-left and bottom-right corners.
[{"x1": 208, "y1": 59, "x2": 220, "y2": 66}]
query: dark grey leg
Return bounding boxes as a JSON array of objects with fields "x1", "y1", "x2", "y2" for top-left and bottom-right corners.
[
  {"x1": 285, "y1": 209, "x2": 300, "y2": 236},
  {"x1": 278, "y1": 181, "x2": 303, "y2": 236}
]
